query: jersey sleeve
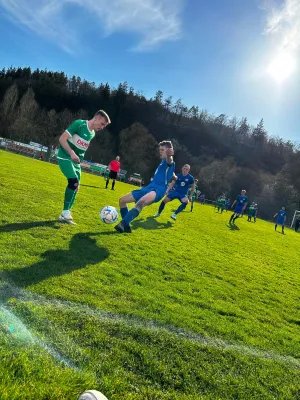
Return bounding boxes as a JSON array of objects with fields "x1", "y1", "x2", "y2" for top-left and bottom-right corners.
[{"x1": 65, "y1": 120, "x2": 82, "y2": 137}]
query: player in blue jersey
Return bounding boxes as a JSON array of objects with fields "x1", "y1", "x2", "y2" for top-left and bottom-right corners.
[
  {"x1": 153, "y1": 164, "x2": 195, "y2": 220},
  {"x1": 273, "y1": 207, "x2": 286, "y2": 234},
  {"x1": 114, "y1": 141, "x2": 175, "y2": 233},
  {"x1": 229, "y1": 189, "x2": 248, "y2": 224}
]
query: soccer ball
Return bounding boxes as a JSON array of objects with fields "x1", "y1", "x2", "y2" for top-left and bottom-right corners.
[
  {"x1": 100, "y1": 206, "x2": 118, "y2": 224},
  {"x1": 78, "y1": 390, "x2": 108, "y2": 400}
]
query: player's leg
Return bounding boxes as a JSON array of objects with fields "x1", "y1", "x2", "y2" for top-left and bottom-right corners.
[
  {"x1": 115, "y1": 190, "x2": 156, "y2": 233},
  {"x1": 190, "y1": 200, "x2": 194, "y2": 212},
  {"x1": 155, "y1": 196, "x2": 172, "y2": 217},
  {"x1": 275, "y1": 223, "x2": 277, "y2": 231},
  {"x1": 281, "y1": 223, "x2": 285, "y2": 234},
  {"x1": 232, "y1": 213, "x2": 240, "y2": 223},
  {"x1": 172, "y1": 197, "x2": 188, "y2": 220},
  {"x1": 229, "y1": 212, "x2": 236, "y2": 223},
  {"x1": 119, "y1": 192, "x2": 136, "y2": 219},
  {"x1": 111, "y1": 179, "x2": 116, "y2": 190},
  {"x1": 105, "y1": 177, "x2": 110, "y2": 188},
  {"x1": 58, "y1": 158, "x2": 80, "y2": 224},
  {"x1": 69, "y1": 167, "x2": 81, "y2": 210}
]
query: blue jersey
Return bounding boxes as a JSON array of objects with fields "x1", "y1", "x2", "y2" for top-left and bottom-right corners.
[
  {"x1": 173, "y1": 173, "x2": 194, "y2": 195},
  {"x1": 276, "y1": 210, "x2": 286, "y2": 223},
  {"x1": 149, "y1": 159, "x2": 175, "y2": 189},
  {"x1": 235, "y1": 195, "x2": 248, "y2": 207}
]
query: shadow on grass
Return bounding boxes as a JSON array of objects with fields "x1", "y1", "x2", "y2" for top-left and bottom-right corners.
[
  {"x1": 80, "y1": 184, "x2": 101, "y2": 189},
  {"x1": 131, "y1": 216, "x2": 173, "y2": 231},
  {"x1": 226, "y1": 222, "x2": 240, "y2": 231},
  {"x1": 3, "y1": 232, "x2": 109, "y2": 288},
  {"x1": 0, "y1": 220, "x2": 60, "y2": 233}
]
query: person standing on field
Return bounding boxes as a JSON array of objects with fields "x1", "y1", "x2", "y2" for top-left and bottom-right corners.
[
  {"x1": 57, "y1": 110, "x2": 111, "y2": 224},
  {"x1": 105, "y1": 156, "x2": 121, "y2": 190}
]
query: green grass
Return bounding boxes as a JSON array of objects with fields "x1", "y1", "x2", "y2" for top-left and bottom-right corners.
[{"x1": 0, "y1": 150, "x2": 299, "y2": 400}]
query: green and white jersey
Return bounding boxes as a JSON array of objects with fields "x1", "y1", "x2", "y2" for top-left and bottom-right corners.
[
  {"x1": 249, "y1": 205, "x2": 257, "y2": 217},
  {"x1": 57, "y1": 120, "x2": 95, "y2": 161},
  {"x1": 188, "y1": 185, "x2": 198, "y2": 200}
]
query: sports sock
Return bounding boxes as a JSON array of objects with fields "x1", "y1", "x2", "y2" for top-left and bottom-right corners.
[
  {"x1": 175, "y1": 202, "x2": 187, "y2": 215},
  {"x1": 112, "y1": 180, "x2": 115, "y2": 190},
  {"x1": 123, "y1": 207, "x2": 140, "y2": 225},
  {"x1": 63, "y1": 187, "x2": 75, "y2": 211},
  {"x1": 191, "y1": 203, "x2": 194, "y2": 212},
  {"x1": 120, "y1": 207, "x2": 129, "y2": 219},
  {"x1": 105, "y1": 179, "x2": 109, "y2": 188},
  {"x1": 158, "y1": 202, "x2": 166, "y2": 214},
  {"x1": 229, "y1": 213, "x2": 235, "y2": 223}
]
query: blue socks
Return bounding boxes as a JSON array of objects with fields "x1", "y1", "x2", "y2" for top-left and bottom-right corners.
[
  {"x1": 175, "y1": 202, "x2": 187, "y2": 215},
  {"x1": 123, "y1": 207, "x2": 140, "y2": 225},
  {"x1": 120, "y1": 207, "x2": 129, "y2": 219},
  {"x1": 158, "y1": 202, "x2": 166, "y2": 214}
]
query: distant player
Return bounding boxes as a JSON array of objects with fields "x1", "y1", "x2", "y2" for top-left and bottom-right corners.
[
  {"x1": 225, "y1": 198, "x2": 231, "y2": 211},
  {"x1": 114, "y1": 141, "x2": 175, "y2": 233},
  {"x1": 154, "y1": 164, "x2": 195, "y2": 220},
  {"x1": 247, "y1": 202, "x2": 257, "y2": 222},
  {"x1": 57, "y1": 110, "x2": 111, "y2": 224},
  {"x1": 200, "y1": 193, "x2": 205, "y2": 204},
  {"x1": 105, "y1": 156, "x2": 121, "y2": 190},
  {"x1": 274, "y1": 207, "x2": 286, "y2": 234},
  {"x1": 189, "y1": 179, "x2": 199, "y2": 212},
  {"x1": 229, "y1": 189, "x2": 248, "y2": 225},
  {"x1": 216, "y1": 194, "x2": 226, "y2": 213}
]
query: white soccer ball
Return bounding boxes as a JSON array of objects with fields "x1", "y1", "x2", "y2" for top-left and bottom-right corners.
[
  {"x1": 100, "y1": 206, "x2": 118, "y2": 224},
  {"x1": 78, "y1": 390, "x2": 108, "y2": 400}
]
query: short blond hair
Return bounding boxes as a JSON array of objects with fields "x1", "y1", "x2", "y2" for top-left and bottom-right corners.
[
  {"x1": 95, "y1": 110, "x2": 111, "y2": 124},
  {"x1": 159, "y1": 140, "x2": 173, "y2": 148}
]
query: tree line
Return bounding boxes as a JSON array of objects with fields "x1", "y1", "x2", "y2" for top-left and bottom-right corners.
[{"x1": 0, "y1": 66, "x2": 299, "y2": 221}]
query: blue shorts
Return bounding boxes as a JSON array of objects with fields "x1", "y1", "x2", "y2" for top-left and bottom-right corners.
[
  {"x1": 131, "y1": 184, "x2": 166, "y2": 204},
  {"x1": 166, "y1": 191, "x2": 187, "y2": 202},
  {"x1": 234, "y1": 205, "x2": 244, "y2": 215},
  {"x1": 276, "y1": 219, "x2": 285, "y2": 226}
]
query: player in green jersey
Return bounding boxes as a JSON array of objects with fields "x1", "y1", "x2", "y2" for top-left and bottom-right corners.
[
  {"x1": 216, "y1": 194, "x2": 226, "y2": 213},
  {"x1": 247, "y1": 202, "x2": 257, "y2": 222},
  {"x1": 57, "y1": 110, "x2": 111, "y2": 224},
  {"x1": 188, "y1": 179, "x2": 199, "y2": 212}
]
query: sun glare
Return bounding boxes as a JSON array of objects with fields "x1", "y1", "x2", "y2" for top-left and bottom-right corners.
[{"x1": 267, "y1": 53, "x2": 296, "y2": 83}]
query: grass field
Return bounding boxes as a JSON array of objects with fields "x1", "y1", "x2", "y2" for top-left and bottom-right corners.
[{"x1": 0, "y1": 150, "x2": 299, "y2": 400}]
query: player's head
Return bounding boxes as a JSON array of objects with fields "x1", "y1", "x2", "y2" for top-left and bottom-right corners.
[
  {"x1": 252, "y1": 201, "x2": 255, "y2": 205},
  {"x1": 181, "y1": 164, "x2": 190, "y2": 175},
  {"x1": 281, "y1": 206, "x2": 285, "y2": 211},
  {"x1": 195, "y1": 178, "x2": 198, "y2": 183},
  {"x1": 158, "y1": 140, "x2": 173, "y2": 159},
  {"x1": 241, "y1": 189, "x2": 246, "y2": 195},
  {"x1": 116, "y1": 156, "x2": 120, "y2": 161},
  {"x1": 93, "y1": 110, "x2": 111, "y2": 131}
]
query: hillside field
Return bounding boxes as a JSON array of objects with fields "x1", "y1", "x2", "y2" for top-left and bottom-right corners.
[{"x1": 0, "y1": 150, "x2": 299, "y2": 400}]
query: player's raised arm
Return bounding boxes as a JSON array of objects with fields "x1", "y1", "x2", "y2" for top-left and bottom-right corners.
[
  {"x1": 59, "y1": 131, "x2": 80, "y2": 163},
  {"x1": 166, "y1": 146, "x2": 174, "y2": 165},
  {"x1": 231, "y1": 199, "x2": 237, "y2": 209}
]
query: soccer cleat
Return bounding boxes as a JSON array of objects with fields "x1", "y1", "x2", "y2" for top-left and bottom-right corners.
[
  {"x1": 124, "y1": 224, "x2": 132, "y2": 233},
  {"x1": 153, "y1": 213, "x2": 160, "y2": 218},
  {"x1": 58, "y1": 214, "x2": 76, "y2": 225},
  {"x1": 171, "y1": 213, "x2": 177, "y2": 220},
  {"x1": 114, "y1": 221, "x2": 125, "y2": 233}
]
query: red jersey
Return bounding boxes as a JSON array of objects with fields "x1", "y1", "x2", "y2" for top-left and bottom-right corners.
[{"x1": 109, "y1": 160, "x2": 120, "y2": 172}]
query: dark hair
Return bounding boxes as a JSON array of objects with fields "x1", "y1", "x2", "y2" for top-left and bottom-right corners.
[
  {"x1": 159, "y1": 140, "x2": 173, "y2": 148},
  {"x1": 94, "y1": 110, "x2": 111, "y2": 124}
]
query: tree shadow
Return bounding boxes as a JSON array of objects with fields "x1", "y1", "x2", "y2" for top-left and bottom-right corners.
[
  {"x1": 2, "y1": 232, "x2": 109, "y2": 288},
  {"x1": 0, "y1": 220, "x2": 60, "y2": 233},
  {"x1": 131, "y1": 216, "x2": 173, "y2": 231},
  {"x1": 226, "y1": 222, "x2": 240, "y2": 231}
]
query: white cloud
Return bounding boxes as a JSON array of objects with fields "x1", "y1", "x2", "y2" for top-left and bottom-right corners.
[
  {"x1": 0, "y1": 0, "x2": 184, "y2": 52},
  {"x1": 264, "y1": 0, "x2": 300, "y2": 53}
]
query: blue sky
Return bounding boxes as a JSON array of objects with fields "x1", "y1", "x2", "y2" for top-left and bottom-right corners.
[{"x1": 0, "y1": 0, "x2": 299, "y2": 141}]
